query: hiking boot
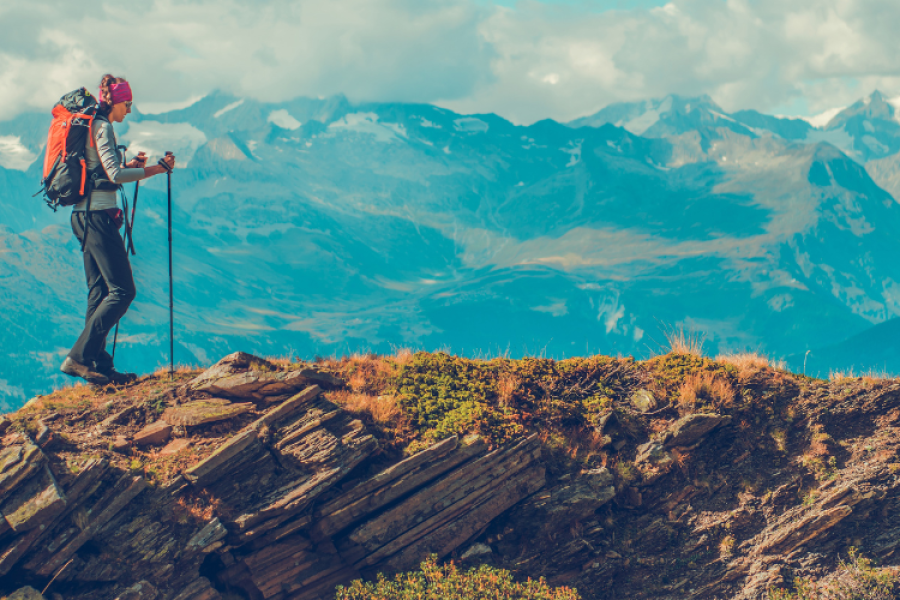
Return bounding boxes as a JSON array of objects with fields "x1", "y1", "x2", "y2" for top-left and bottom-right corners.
[
  {"x1": 98, "y1": 367, "x2": 138, "y2": 385},
  {"x1": 61, "y1": 357, "x2": 109, "y2": 385}
]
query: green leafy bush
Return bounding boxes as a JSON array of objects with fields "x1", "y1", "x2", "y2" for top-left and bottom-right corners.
[
  {"x1": 392, "y1": 352, "x2": 618, "y2": 453},
  {"x1": 335, "y1": 556, "x2": 580, "y2": 600},
  {"x1": 768, "y1": 549, "x2": 900, "y2": 600}
]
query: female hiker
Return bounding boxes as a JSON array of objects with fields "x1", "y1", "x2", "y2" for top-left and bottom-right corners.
[{"x1": 60, "y1": 74, "x2": 176, "y2": 385}]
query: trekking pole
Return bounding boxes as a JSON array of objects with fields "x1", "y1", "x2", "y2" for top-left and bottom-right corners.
[
  {"x1": 159, "y1": 152, "x2": 175, "y2": 376},
  {"x1": 127, "y1": 179, "x2": 140, "y2": 255},
  {"x1": 111, "y1": 146, "x2": 130, "y2": 362}
]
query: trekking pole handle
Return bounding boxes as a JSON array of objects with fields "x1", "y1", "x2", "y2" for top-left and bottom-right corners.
[{"x1": 158, "y1": 151, "x2": 174, "y2": 173}]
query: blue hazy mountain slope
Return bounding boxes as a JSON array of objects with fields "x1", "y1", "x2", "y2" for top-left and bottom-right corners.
[
  {"x1": 2, "y1": 90, "x2": 900, "y2": 407},
  {"x1": 787, "y1": 317, "x2": 900, "y2": 378}
]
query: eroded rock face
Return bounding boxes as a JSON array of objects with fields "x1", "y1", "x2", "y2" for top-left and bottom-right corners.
[
  {"x1": 635, "y1": 441, "x2": 674, "y2": 484},
  {"x1": 506, "y1": 468, "x2": 616, "y2": 539},
  {"x1": 0, "y1": 465, "x2": 65, "y2": 533},
  {"x1": 0, "y1": 357, "x2": 549, "y2": 600}
]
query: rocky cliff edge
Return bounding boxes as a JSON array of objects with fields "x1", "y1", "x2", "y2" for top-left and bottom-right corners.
[{"x1": 1, "y1": 350, "x2": 900, "y2": 600}]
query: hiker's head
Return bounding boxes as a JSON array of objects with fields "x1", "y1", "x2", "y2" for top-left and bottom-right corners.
[{"x1": 98, "y1": 74, "x2": 132, "y2": 123}]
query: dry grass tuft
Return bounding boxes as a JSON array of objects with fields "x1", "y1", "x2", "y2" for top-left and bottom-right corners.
[
  {"x1": 335, "y1": 353, "x2": 401, "y2": 396},
  {"x1": 173, "y1": 489, "x2": 227, "y2": 524},
  {"x1": 717, "y1": 352, "x2": 782, "y2": 379},
  {"x1": 830, "y1": 368, "x2": 895, "y2": 385},
  {"x1": 678, "y1": 371, "x2": 735, "y2": 412},
  {"x1": 266, "y1": 356, "x2": 296, "y2": 367},
  {"x1": 665, "y1": 327, "x2": 705, "y2": 357},
  {"x1": 497, "y1": 372, "x2": 522, "y2": 407},
  {"x1": 152, "y1": 365, "x2": 202, "y2": 378},
  {"x1": 21, "y1": 383, "x2": 98, "y2": 413},
  {"x1": 330, "y1": 391, "x2": 400, "y2": 424},
  {"x1": 392, "y1": 347, "x2": 414, "y2": 366}
]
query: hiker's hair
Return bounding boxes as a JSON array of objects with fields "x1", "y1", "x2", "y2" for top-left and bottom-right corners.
[{"x1": 98, "y1": 74, "x2": 125, "y2": 116}]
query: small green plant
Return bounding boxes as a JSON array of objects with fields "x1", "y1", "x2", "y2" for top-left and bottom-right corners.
[
  {"x1": 335, "y1": 555, "x2": 580, "y2": 600},
  {"x1": 615, "y1": 460, "x2": 639, "y2": 484},
  {"x1": 719, "y1": 534, "x2": 735, "y2": 558},
  {"x1": 771, "y1": 428, "x2": 788, "y2": 452},
  {"x1": 129, "y1": 458, "x2": 143, "y2": 474},
  {"x1": 801, "y1": 489, "x2": 820, "y2": 507},
  {"x1": 768, "y1": 548, "x2": 900, "y2": 600},
  {"x1": 148, "y1": 394, "x2": 168, "y2": 414}
]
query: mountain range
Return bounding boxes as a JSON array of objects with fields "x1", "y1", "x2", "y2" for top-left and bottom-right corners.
[{"x1": 3, "y1": 88, "x2": 900, "y2": 407}]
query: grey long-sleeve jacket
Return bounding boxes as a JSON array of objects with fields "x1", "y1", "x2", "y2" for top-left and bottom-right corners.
[{"x1": 73, "y1": 118, "x2": 145, "y2": 212}]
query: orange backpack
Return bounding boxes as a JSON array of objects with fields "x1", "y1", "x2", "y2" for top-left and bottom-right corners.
[{"x1": 38, "y1": 88, "x2": 102, "y2": 210}]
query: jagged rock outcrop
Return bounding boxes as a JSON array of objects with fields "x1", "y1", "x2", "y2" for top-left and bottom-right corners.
[{"x1": 0, "y1": 354, "x2": 549, "y2": 600}]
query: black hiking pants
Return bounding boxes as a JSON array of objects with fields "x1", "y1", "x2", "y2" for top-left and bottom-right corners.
[{"x1": 68, "y1": 211, "x2": 136, "y2": 369}]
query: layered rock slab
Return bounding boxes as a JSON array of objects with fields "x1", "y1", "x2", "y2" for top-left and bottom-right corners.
[
  {"x1": 233, "y1": 434, "x2": 546, "y2": 600},
  {"x1": 187, "y1": 352, "x2": 341, "y2": 404}
]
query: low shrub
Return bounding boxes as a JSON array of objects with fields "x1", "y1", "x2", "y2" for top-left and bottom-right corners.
[
  {"x1": 768, "y1": 548, "x2": 900, "y2": 600},
  {"x1": 335, "y1": 556, "x2": 580, "y2": 600}
]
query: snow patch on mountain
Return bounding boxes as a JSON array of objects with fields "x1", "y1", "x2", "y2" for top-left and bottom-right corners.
[
  {"x1": 268, "y1": 109, "x2": 302, "y2": 130},
  {"x1": 121, "y1": 122, "x2": 208, "y2": 165},
  {"x1": 328, "y1": 113, "x2": 407, "y2": 142},
  {"x1": 802, "y1": 107, "x2": 844, "y2": 129},
  {"x1": 214, "y1": 99, "x2": 245, "y2": 119},
  {"x1": 0, "y1": 136, "x2": 37, "y2": 171},
  {"x1": 562, "y1": 141, "x2": 582, "y2": 167},
  {"x1": 619, "y1": 110, "x2": 661, "y2": 135}
]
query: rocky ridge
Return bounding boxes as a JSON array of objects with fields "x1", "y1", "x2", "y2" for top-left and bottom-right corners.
[{"x1": 1, "y1": 350, "x2": 900, "y2": 599}]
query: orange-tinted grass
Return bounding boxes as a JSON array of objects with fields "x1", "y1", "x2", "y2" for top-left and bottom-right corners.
[
  {"x1": 678, "y1": 371, "x2": 735, "y2": 412},
  {"x1": 665, "y1": 327, "x2": 705, "y2": 357},
  {"x1": 717, "y1": 352, "x2": 781, "y2": 379},
  {"x1": 328, "y1": 390, "x2": 400, "y2": 424}
]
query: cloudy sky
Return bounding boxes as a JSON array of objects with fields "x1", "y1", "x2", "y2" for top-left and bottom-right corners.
[{"x1": 1, "y1": 0, "x2": 899, "y2": 124}]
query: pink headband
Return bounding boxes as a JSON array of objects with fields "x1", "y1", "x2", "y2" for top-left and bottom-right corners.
[{"x1": 103, "y1": 81, "x2": 133, "y2": 105}]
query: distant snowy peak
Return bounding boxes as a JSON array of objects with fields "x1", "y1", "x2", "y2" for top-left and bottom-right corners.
[
  {"x1": 826, "y1": 90, "x2": 900, "y2": 128},
  {"x1": 801, "y1": 107, "x2": 845, "y2": 129},
  {"x1": 568, "y1": 94, "x2": 724, "y2": 135}
]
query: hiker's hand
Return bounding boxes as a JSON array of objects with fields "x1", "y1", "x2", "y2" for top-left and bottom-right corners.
[
  {"x1": 143, "y1": 154, "x2": 176, "y2": 178},
  {"x1": 126, "y1": 152, "x2": 147, "y2": 168}
]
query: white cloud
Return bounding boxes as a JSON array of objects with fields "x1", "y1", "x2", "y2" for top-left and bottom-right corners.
[
  {"x1": 2, "y1": 0, "x2": 900, "y2": 124},
  {"x1": 0, "y1": 135, "x2": 37, "y2": 171},
  {"x1": 120, "y1": 122, "x2": 208, "y2": 165}
]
